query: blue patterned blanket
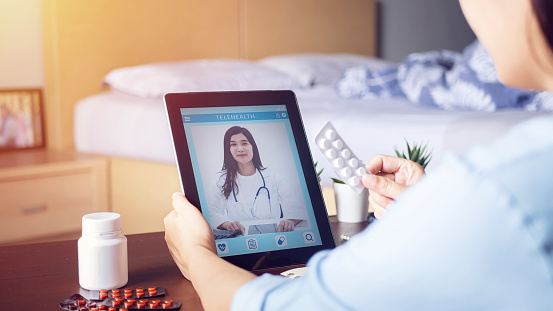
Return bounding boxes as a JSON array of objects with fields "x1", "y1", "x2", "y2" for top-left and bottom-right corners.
[{"x1": 336, "y1": 40, "x2": 553, "y2": 112}]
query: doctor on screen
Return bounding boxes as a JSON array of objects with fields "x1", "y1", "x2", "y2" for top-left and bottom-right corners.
[{"x1": 207, "y1": 126, "x2": 307, "y2": 235}]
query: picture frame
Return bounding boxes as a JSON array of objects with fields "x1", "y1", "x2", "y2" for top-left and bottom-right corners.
[{"x1": 0, "y1": 89, "x2": 45, "y2": 151}]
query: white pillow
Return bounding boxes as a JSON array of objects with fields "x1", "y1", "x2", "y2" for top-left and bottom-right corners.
[
  {"x1": 257, "y1": 53, "x2": 396, "y2": 88},
  {"x1": 103, "y1": 59, "x2": 302, "y2": 98}
]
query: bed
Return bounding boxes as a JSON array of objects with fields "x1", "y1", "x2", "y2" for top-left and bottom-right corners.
[
  {"x1": 43, "y1": 0, "x2": 548, "y2": 235},
  {"x1": 74, "y1": 79, "x2": 547, "y2": 184}
]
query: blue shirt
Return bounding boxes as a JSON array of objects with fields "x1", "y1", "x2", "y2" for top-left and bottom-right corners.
[{"x1": 232, "y1": 116, "x2": 553, "y2": 310}]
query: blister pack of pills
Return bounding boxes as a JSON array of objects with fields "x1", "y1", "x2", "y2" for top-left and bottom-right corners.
[
  {"x1": 60, "y1": 287, "x2": 181, "y2": 310},
  {"x1": 315, "y1": 122, "x2": 370, "y2": 194},
  {"x1": 90, "y1": 288, "x2": 166, "y2": 300}
]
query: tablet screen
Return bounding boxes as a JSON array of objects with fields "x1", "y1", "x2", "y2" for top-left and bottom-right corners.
[
  {"x1": 165, "y1": 91, "x2": 334, "y2": 270},
  {"x1": 180, "y1": 104, "x2": 322, "y2": 257}
]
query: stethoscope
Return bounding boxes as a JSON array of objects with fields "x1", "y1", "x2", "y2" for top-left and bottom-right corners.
[{"x1": 232, "y1": 168, "x2": 271, "y2": 219}]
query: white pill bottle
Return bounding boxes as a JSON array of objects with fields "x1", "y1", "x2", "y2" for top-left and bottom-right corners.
[{"x1": 78, "y1": 212, "x2": 128, "y2": 290}]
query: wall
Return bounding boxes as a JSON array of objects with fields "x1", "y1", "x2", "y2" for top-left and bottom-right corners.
[
  {"x1": 42, "y1": 0, "x2": 376, "y2": 151},
  {"x1": 377, "y1": 0, "x2": 476, "y2": 62},
  {"x1": 0, "y1": 0, "x2": 44, "y2": 88},
  {"x1": 0, "y1": 0, "x2": 476, "y2": 88},
  {"x1": 0, "y1": 0, "x2": 475, "y2": 89}
]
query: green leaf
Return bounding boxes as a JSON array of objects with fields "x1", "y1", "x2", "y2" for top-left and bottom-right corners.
[
  {"x1": 394, "y1": 147, "x2": 401, "y2": 158},
  {"x1": 395, "y1": 139, "x2": 433, "y2": 168},
  {"x1": 331, "y1": 178, "x2": 345, "y2": 184},
  {"x1": 314, "y1": 161, "x2": 324, "y2": 183},
  {"x1": 420, "y1": 143, "x2": 428, "y2": 159},
  {"x1": 411, "y1": 147, "x2": 420, "y2": 163},
  {"x1": 421, "y1": 155, "x2": 432, "y2": 169},
  {"x1": 420, "y1": 153, "x2": 430, "y2": 163},
  {"x1": 418, "y1": 154, "x2": 430, "y2": 169}
]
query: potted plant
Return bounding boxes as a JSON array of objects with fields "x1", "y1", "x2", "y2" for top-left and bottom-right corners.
[{"x1": 394, "y1": 139, "x2": 432, "y2": 169}]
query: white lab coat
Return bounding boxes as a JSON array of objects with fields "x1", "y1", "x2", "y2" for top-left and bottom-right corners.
[{"x1": 208, "y1": 168, "x2": 308, "y2": 229}]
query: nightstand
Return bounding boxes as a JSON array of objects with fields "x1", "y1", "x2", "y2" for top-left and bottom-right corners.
[{"x1": 0, "y1": 150, "x2": 109, "y2": 245}]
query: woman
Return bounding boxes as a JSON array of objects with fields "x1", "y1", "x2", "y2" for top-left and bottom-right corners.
[
  {"x1": 209, "y1": 126, "x2": 306, "y2": 235},
  {"x1": 165, "y1": 0, "x2": 553, "y2": 309}
]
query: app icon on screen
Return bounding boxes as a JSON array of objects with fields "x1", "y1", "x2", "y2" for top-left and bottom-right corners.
[
  {"x1": 303, "y1": 232, "x2": 316, "y2": 244},
  {"x1": 275, "y1": 235, "x2": 288, "y2": 247},
  {"x1": 246, "y1": 238, "x2": 258, "y2": 250},
  {"x1": 216, "y1": 241, "x2": 229, "y2": 254}
]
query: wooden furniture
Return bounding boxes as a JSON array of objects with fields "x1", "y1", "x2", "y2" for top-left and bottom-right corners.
[
  {"x1": 40, "y1": 0, "x2": 377, "y2": 234},
  {"x1": 0, "y1": 217, "x2": 368, "y2": 310},
  {"x1": 111, "y1": 157, "x2": 338, "y2": 235},
  {"x1": 0, "y1": 150, "x2": 109, "y2": 245},
  {"x1": 109, "y1": 157, "x2": 181, "y2": 235}
]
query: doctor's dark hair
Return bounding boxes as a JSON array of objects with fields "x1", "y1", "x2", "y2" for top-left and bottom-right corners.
[
  {"x1": 221, "y1": 126, "x2": 264, "y2": 199},
  {"x1": 532, "y1": 0, "x2": 553, "y2": 51}
]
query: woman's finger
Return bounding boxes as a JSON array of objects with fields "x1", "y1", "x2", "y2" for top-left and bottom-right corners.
[
  {"x1": 171, "y1": 192, "x2": 194, "y2": 215},
  {"x1": 278, "y1": 220, "x2": 292, "y2": 232},
  {"x1": 376, "y1": 172, "x2": 395, "y2": 181},
  {"x1": 369, "y1": 195, "x2": 387, "y2": 219},
  {"x1": 363, "y1": 173, "x2": 407, "y2": 200},
  {"x1": 369, "y1": 191, "x2": 393, "y2": 209},
  {"x1": 366, "y1": 154, "x2": 406, "y2": 175},
  {"x1": 285, "y1": 222, "x2": 293, "y2": 232},
  {"x1": 238, "y1": 223, "x2": 245, "y2": 235}
]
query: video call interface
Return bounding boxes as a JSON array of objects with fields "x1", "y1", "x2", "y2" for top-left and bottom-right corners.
[{"x1": 180, "y1": 105, "x2": 322, "y2": 257}]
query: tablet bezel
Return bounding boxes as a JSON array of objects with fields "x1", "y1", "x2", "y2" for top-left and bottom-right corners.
[{"x1": 164, "y1": 90, "x2": 335, "y2": 271}]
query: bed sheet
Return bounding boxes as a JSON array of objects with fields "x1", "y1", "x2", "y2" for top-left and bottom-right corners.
[{"x1": 74, "y1": 88, "x2": 548, "y2": 186}]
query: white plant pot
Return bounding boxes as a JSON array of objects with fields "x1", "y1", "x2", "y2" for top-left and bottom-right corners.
[{"x1": 333, "y1": 183, "x2": 369, "y2": 223}]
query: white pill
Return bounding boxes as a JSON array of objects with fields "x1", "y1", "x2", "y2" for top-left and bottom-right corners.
[
  {"x1": 318, "y1": 138, "x2": 330, "y2": 149},
  {"x1": 332, "y1": 139, "x2": 344, "y2": 149},
  {"x1": 325, "y1": 149, "x2": 337, "y2": 159},
  {"x1": 356, "y1": 167, "x2": 367, "y2": 176},
  {"x1": 348, "y1": 158, "x2": 359, "y2": 167},
  {"x1": 348, "y1": 176, "x2": 360, "y2": 186},
  {"x1": 332, "y1": 158, "x2": 345, "y2": 168},
  {"x1": 325, "y1": 129, "x2": 337, "y2": 140},
  {"x1": 341, "y1": 167, "x2": 352, "y2": 177},
  {"x1": 340, "y1": 149, "x2": 351, "y2": 159}
]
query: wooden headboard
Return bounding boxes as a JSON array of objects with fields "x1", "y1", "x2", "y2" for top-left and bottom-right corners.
[{"x1": 42, "y1": 0, "x2": 376, "y2": 150}]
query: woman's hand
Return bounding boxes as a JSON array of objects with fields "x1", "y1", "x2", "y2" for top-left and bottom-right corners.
[
  {"x1": 219, "y1": 221, "x2": 246, "y2": 235},
  {"x1": 278, "y1": 219, "x2": 300, "y2": 232},
  {"x1": 165, "y1": 193, "x2": 256, "y2": 310},
  {"x1": 164, "y1": 193, "x2": 216, "y2": 280},
  {"x1": 363, "y1": 154, "x2": 425, "y2": 218}
]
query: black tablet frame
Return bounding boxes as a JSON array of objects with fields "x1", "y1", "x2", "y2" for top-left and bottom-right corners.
[{"x1": 164, "y1": 90, "x2": 335, "y2": 271}]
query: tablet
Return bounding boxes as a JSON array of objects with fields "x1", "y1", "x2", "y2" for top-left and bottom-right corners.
[{"x1": 164, "y1": 90, "x2": 335, "y2": 271}]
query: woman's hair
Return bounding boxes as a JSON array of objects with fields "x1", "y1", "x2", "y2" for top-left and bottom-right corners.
[
  {"x1": 221, "y1": 126, "x2": 264, "y2": 199},
  {"x1": 532, "y1": 0, "x2": 553, "y2": 51}
]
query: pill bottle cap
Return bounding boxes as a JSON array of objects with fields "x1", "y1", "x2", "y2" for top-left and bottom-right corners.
[{"x1": 82, "y1": 212, "x2": 122, "y2": 236}]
